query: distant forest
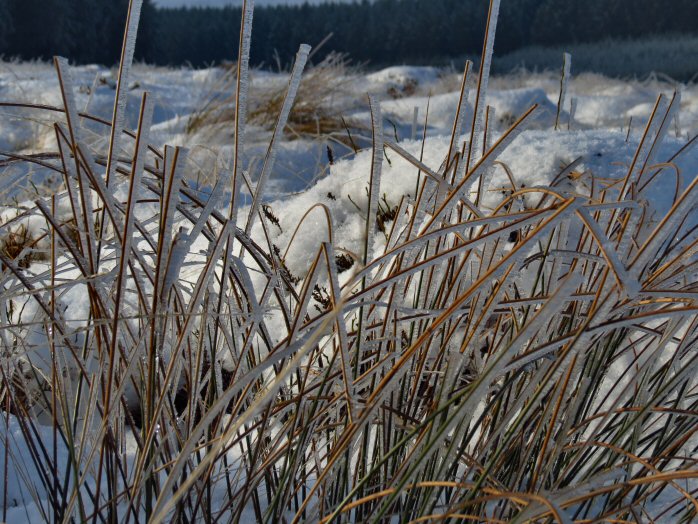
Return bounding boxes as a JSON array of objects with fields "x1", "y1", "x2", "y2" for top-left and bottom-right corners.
[{"x1": 1, "y1": 0, "x2": 697, "y2": 68}]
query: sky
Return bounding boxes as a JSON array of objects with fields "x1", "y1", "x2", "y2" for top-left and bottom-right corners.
[{"x1": 153, "y1": 0, "x2": 350, "y2": 7}]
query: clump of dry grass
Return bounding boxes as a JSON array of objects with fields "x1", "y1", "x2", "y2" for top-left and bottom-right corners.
[
  {"x1": 187, "y1": 51, "x2": 363, "y2": 143},
  {"x1": 0, "y1": 0, "x2": 697, "y2": 523},
  {"x1": 0, "y1": 223, "x2": 42, "y2": 268},
  {"x1": 251, "y1": 52, "x2": 359, "y2": 137},
  {"x1": 184, "y1": 63, "x2": 238, "y2": 135}
]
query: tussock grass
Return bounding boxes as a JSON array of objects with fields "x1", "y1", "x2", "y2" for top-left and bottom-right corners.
[
  {"x1": 0, "y1": 223, "x2": 44, "y2": 268},
  {"x1": 1, "y1": 0, "x2": 697, "y2": 522},
  {"x1": 187, "y1": 51, "x2": 362, "y2": 143}
]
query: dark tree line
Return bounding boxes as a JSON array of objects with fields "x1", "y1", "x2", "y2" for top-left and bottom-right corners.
[
  {"x1": 0, "y1": 0, "x2": 158, "y2": 64},
  {"x1": 1, "y1": 0, "x2": 697, "y2": 68}
]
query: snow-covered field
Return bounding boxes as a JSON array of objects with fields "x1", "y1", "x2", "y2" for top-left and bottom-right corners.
[
  {"x1": 2, "y1": 61, "x2": 697, "y2": 200},
  {"x1": 1, "y1": 53, "x2": 697, "y2": 522},
  {"x1": 2, "y1": 61, "x2": 697, "y2": 282}
]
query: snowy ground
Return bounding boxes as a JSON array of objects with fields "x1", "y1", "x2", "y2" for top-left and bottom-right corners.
[
  {"x1": 1, "y1": 61, "x2": 696, "y2": 201},
  {"x1": 1, "y1": 61, "x2": 696, "y2": 283},
  {"x1": 1, "y1": 61, "x2": 697, "y2": 521}
]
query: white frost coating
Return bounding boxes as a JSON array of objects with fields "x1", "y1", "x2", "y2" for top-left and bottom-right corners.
[
  {"x1": 173, "y1": 224, "x2": 233, "y2": 355},
  {"x1": 84, "y1": 70, "x2": 101, "y2": 113},
  {"x1": 158, "y1": 146, "x2": 188, "y2": 296},
  {"x1": 411, "y1": 106, "x2": 419, "y2": 141},
  {"x1": 423, "y1": 273, "x2": 584, "y2": 480},
  {"x1": 110, "y1": 93, "x2": 153, "y2": 357},
  {"x1": 555, "y1": 52, "x2": 572, "y2": 131},
  {"x1": 56, "y1": 132, "x2": 91, "y2": 261},
  {"x1": 577, "y1": 207, "x2": 641, "y2": 298},
  {"x1": 151, "y1": 318, "x2": 327, "y2": 523},
  {"x1": 55, "y1": 61, "x2": 100, "y2": 266},
  {"x1": 641, "y1": 90, "x2": 681, "y2": 183},
  {"x1": 460, "y1": 272, "x2": 582, "y2": 425},
  {"x1": 230, "y1": 258, "x2": 266, "y2": 344},
  {"x1": 447, "y1": 60, "x2": 473, "y2": 173},
  {"x1": 351, "y1": 209, "x2": 548, "y2": 291},
  {"x1": 549, "y1": 217, "x2": 572, "y2": 286},
  {"x1": 163, "y1": 227, "x2": 189, "y2": 295},
  {"x1": 569, "y1": 97, "x2": 578, "y2": 129},
  {"x1": 177, "y1": 174, "x2": 231, "y2": 263},
  {"x1": 484, "y1": 106, "x2": 496, "y2": 154},
  {"x1": 245, "y1": 43, "x2": 311, "y2": 237},
  {"x1": 385, "y1": 199, "x2": 414, "y2": 251},
  {"x1": 356, "y1": 96, "x2": 385, "y2": 339},
  {"x1": 54, "y1": 57, "x2": 84, "y2": 146},
  {"x1": 620, "y1": 94, "x2": 669, "y2": 199},
  {"x1": 674, "y1": 95, "x2": 682, "y2": 137},
  {"x1": 468, "y1": 0, "x2": 500, "y2": 171},
  {"x1": 364, "y1": 96, "x2": 384, "y2": 265},
  {"x1": 617, "y1": 205, "x2": 641, "y2": 262},
  {"x1": 323, "y1": 242, "x2": 357, "y2": 418},
  {"x1": 455, "y1": 61, "x2": 474, "y2": 140},
  {"x1": 119, "y1": 94, "x2": 153, "y2": 269},
  {"x1": 631, "y1": 173, "x2": 698, "y2": 280},
  {"x1": 428, "y1": 106, "x2": 535, "y2": 233},
  {"x1": 231, "y1": 0, "x2": 255, "y2": 187},
  {"x1": 106, "y1": 0, "x2": 143, "y2": 186}
]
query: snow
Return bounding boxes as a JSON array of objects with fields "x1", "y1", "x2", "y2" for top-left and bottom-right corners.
[
  {"x1": 468, "y1": 0, "x2": 500, "y2": 169},
  {"x1": 245, "y1": 43, "x2": 310, "y2": 236},
  {"x1": 2, "y1": 59, "x2": 696, "y2": 333},
  {"x1": 1, "y1": 58, "x2": 697, "y2": 521},
  {"x1": 1, "y1": 62, "x2": 695, "y2": 201},
  {"x1": 1, "y1": 61, "x2": 695, "y2": 306},
  {"x1": 365, "y1": 65, "x2": 443, "y2": 96}
]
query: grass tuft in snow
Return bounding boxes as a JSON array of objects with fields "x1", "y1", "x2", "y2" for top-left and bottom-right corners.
[{"x1": 187, "y1": 51, "x2": 363, "y2": 146}]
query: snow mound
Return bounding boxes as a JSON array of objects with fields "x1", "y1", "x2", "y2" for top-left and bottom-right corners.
[
  {"x1": 366, "y1": 65, "x2": 442, "y2": 97},
  {"x1": 253, "y1": 128, "x2": 696, "y2": 279},
  {"x1": 488, "y1": 87, "x2": 561, "y2": 129}
]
